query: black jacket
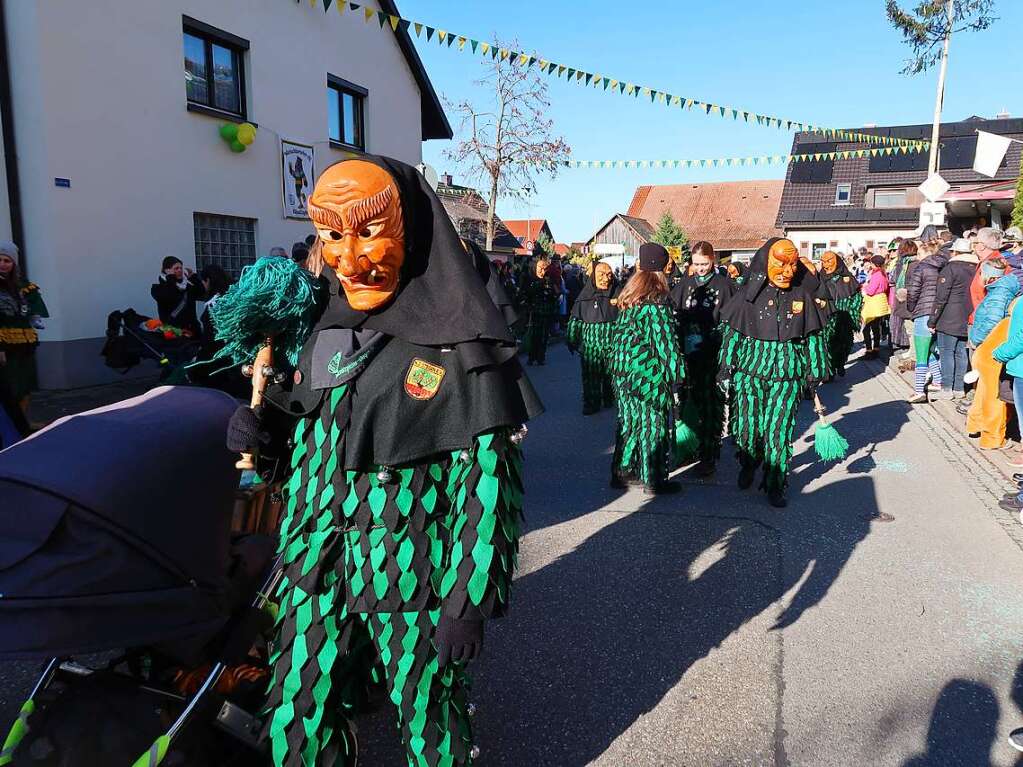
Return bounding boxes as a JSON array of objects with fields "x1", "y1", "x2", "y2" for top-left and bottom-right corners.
[
  {"x1": 906, "y1": 250, "x2": 950, "y2": 320},
  {"x1": 151, "y1": 274, "x2": 204, "y2": 335},
  {"x1": 928, "y1": 255, "x2": 978, "y2": 337}
]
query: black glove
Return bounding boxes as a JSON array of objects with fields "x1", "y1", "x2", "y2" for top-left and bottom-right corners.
[
  {"x1": 803, "y1": 378, "x2": 821, "y2": 400},
  {"x1": 715, "y1": 365, "x2": 731, "y2": 387},
  {"x1": 226, "y1": 405, "x2": 271, "y2": 453},
  {"x1": 435, "y1": 616, "x2": 484, "y2": 668}
]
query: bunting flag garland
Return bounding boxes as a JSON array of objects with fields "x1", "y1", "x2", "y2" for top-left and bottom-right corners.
[
  {"x1": 305, "y1": 0, "x2": 930, "y2": 151},
  {"x1": 560, "y1": 143, "x2": 928, "y2": 170}
]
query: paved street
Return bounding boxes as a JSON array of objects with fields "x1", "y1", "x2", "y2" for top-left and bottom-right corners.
[{"x1": 5, "y1": 345, "x2": 1023, "y2": 766}]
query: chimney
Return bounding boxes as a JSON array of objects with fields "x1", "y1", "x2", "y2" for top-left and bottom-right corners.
[{"x1": 440, "y1": 172, "x2": 453, "y2": 187}]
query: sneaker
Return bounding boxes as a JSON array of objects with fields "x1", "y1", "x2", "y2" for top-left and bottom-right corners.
[
  {"x1": 1008, "y1": 454, "x2": 1023, "y2": 469},
  {"x1": 738, "y1": 463, "x2": 757, "y2": 490},
  {"x1": 957, "y1": 402, "x2": 973, "y2": 416},
  {"x1": 768, "y1": 489, "x2": 788, "y2": 509},
  {"x1": 1010, "y1": 727, "x2": 1023, "y2": 753},
  {"x1": 907, "y1": 393, "x2": 928, "y2": 404},
  {"x1": 999, "y1": 496, "x2": 1023, "y2": 512},
  {"x1": 1013, "y1": 472, "x2": 1023, "y2": 484}
]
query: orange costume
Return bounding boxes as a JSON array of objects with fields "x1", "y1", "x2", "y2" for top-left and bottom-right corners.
[{"x1": 966, "y1": 305, "x2": 1015, "y2": 449}]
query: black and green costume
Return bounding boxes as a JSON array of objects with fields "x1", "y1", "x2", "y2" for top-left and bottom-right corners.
[
  {"x1": 671, "y1": 270, "x2": 736, "y2": 466},
  {"x1": 0, "y1": 280, "x2": 48, "y2": 401},
  {"x1": 820, "y1": 262, "x2": 863, "y2": 377},
  {"x1": 257, "y1": 157, "x2": 543, "y2": 767},
  {"x1": 517, "y1": 275, "x2": 559, "y2": 365},
  {"x1": 566, "y1": 273, "x2": 618, "y2": 414},
  {"x1": 718, "y1": 239, "x2": 830, "y2": 499},
  {"x1": 609, "y1": 298, "x2": 685, "y2": 489}
]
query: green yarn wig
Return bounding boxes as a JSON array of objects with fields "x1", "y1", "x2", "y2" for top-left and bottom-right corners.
[{"x1": 208, "y1": 257, "x2": 321, "y2": 369}]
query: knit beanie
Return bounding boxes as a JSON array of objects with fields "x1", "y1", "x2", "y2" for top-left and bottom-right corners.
[
  {"x1": 0, "y1": 241, "x2": 19, "y2": 264},
  {"x1": 638, "y1": 243, "x2": 669, "y2": 272}
]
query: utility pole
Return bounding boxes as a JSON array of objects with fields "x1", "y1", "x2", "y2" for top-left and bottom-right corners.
[{"x1": 927, "y1": 0, "x2": 955, "y2": 175}]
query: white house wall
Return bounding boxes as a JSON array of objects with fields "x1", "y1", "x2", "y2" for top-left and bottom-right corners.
[
  {"x1": 6, "y1": 0, "x2": 425, "y2": 387},
  {"x1": 785, "y1": 227, "x2": 919, "y2": 255}
]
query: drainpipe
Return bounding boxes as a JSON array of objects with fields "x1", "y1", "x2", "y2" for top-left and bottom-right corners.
[{"x1": 0, "y1": 0, "x2": 26, "y2": 277}]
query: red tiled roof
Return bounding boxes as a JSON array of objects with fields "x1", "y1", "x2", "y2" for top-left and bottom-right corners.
[
  {"x1": 554, "y1": 243, "x2": 570, "y2": 256},
  {"x1": 503, "y1": 219, "x2": 551, "y2": 244},
  {"x1": 627, "y1": 180, "x2": 784, "y2": 251}
]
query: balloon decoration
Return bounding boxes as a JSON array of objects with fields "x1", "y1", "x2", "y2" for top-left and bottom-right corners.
[{"x1": 219, "y1": 122, "x2": 257, "y2": 153}]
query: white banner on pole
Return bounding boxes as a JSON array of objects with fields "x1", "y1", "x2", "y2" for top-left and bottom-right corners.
[{"x1": 973, "y1": 130, "x2": 1012, "y2": 177}]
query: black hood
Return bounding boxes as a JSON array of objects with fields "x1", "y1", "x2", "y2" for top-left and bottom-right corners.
[
  {"x1": 821, "y1": 258, "x2": 860, "y2": 302},
  {"x1": 720, "y1": 238, "x2": 829, "y2": 341},
  {"x1": 570, "y1": 270, "x2": 618, "y2": 323},
  {"x1": 464, "y1": 239, "x2": 518, "y2": 328},
  {"x1": 311, "y1": 155, "x2": 517, "y2": 370}
]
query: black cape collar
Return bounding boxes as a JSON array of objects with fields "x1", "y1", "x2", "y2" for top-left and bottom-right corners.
[{"x1": 571, "y1": 274, "x2": 618, "y2": 323}]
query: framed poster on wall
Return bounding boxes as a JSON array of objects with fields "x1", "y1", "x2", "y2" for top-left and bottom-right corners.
[{"x1": 281, "y1": 140, "x2": 314, "y2": 219}]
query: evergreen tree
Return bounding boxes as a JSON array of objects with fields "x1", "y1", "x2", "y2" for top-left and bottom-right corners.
[
  {"x1": 651, "y1": 211, "x2": 689, "y2": 254},
  {"x1": 537, "y1": 232, "x2": 556, "y2": 257}
]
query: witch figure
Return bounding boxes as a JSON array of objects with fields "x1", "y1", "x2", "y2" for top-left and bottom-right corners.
[
  {"x1": 718, "y1": 238, "x2": 830, "y2": 508},
  {"x1": 566, "y1": 260, "x2": 618, "y2": 414},
  {"x1": 226, "y1": 156, "x2": 543, "y2": 767},
  {"x1": 818, "y1": 250, "x2": 863, "y2": 377}
]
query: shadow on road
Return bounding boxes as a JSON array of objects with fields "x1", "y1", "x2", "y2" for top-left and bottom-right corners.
[{"x1": 900, "y1": 679, "x2": 1000, "y2": 767}]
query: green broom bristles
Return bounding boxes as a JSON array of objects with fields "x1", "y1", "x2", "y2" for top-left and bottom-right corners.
[
  {"x1": 673, "y1": 395, "x2": 700, "y2": 465},
  {"x1": 813, "y1": 419, "x2": 848, "y2": 462},
  {"x1": 208, "y1": 257, "x2": 321, "y2": 369}
]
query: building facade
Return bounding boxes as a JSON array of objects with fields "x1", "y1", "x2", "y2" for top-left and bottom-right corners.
[
  {"x1": 777, "y1": 116, "x2": 1023, "y2": 258},
  {"x1": 1, "y1": 0, "x2": 449, "y2": 388},
  {"x1": 586, "y1": 214, "x2": 653, "y2": 269},
  {"x1": 436, "y1": 176, "x2": 520, "y2": 261}
]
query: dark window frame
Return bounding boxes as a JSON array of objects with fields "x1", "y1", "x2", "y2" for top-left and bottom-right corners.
[
  {"x1": 327, "y1": 74, "x2": 368, "y2": 151},
  {"x1": 183, "y1": 16, "x2": 249, "y2": 120}
]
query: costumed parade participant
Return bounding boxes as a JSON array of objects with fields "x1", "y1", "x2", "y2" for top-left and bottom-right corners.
[
  {"x1": 726, "y1": 261, "x2": 746, "y2": 286},
  {"x1": 518, "y1": 258, "x2": 559, "y2": 365},
  {"x1": 818, "y1": 250, "x2": 862, "y2": 377},
  {"x1": 609, "y1": 243, "x2": 685, "y2": 495},
  {"x1": 664, "y1": 255, "x2": 683, "y2": 291},
  {"x1": 0, "y1": 240, "x2": 48, "y2": 417},
  {"x1": 719, "y1": 238, "x2": 831, "y2": 508},
  {"x1": 219, "y1": 156, "x2": 542, "y2": 767},
  {"x1": 566, "y1": 260, "x2": 618, "y2": 415},
  {"x1": 671, "y1": 241, "x2": 736, "y2": 476}
]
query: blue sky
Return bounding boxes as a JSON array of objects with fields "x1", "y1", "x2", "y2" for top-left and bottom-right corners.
[{"x1": 399, "y1": 0, "x2": 1021, "y2": 244}]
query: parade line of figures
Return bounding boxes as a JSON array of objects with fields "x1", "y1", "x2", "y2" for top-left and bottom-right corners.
[{"x1": 519, "y1": 237, "x2": 860, "y2": 509}]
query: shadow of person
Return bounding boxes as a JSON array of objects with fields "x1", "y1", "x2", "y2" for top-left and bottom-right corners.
[
  {"x1": 902, "y1": 679, "x2": 999, "y2": 767},
  {"x1": 412, "y1": 473, "x2": 877, "y2": 766}
]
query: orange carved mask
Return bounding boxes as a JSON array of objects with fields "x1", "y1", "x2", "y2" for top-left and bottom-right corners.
[
  {"x1": 594, "y1": 263, "x2": 613, "y2": 291},
  {"x1": 767, "y1": 239, "x2": 799, "y2": 290},
  {"x1": 821, "y1": 251, "x2": 839, "y2": 274},
  {"x1": 309, "y1": 160, "x2": 405, "y2": 312},
  {"x1": 535, "y1": 260, "x2": 550, "y2": 280}
]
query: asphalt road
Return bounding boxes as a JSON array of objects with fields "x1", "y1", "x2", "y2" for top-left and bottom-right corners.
[{"x1": 5, "y1": 344, "x2": 1023, "y2": 766}]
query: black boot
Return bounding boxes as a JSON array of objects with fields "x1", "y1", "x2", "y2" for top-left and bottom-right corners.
[
  {"x1": 738, "y1": 463, "x2": 756, "y2": 490},
  {"x1": 644, "y1": 479, "x2": 682, "y2": 495},
  {"x1": 694, "y1": 460, "x2": 716, "y2": 478},
  {"x1": 768, "y1": 489, "x2": 788, "y2": 508}
]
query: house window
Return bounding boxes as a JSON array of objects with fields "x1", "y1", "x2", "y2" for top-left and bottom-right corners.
[
  {"x1": 183, "y1": 17, "x2": 248, "y2": 119},
  {"x1": 193, "y1": 212, "x2": 257, "y2": 280},
  {"x1": 834, "y1": 184, "x2": 852, "y2": 205},
  {"x1": 328, "y1": 75, "x2": 367, "y2": 150},
  {"x1": 812, "y1": 243, "x2": 827, "y2": 258},
  {"x1": 873, "y1": 189, "x2": 908, "y2": 208}
]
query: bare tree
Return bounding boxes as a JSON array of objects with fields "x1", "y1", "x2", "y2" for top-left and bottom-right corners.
[
  {"x1": 446, "y1": 40, "x2": 570, "y2": 251},
  {"x1": 886, "y1": 0, "x2": 997, "y2": 75}
]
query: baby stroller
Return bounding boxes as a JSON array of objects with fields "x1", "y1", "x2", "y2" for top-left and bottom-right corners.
[
  {"x1": 0, "y1": 387, "x2": 279, "y2": 766},
  {"x1": 101, "y1": 310, "x2": 202, "y2": 382}
]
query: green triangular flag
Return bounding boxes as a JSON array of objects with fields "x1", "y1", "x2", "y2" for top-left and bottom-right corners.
[
  {"x1": 322, "y1": 0, "x2": 333, "y2": 11},
  {"x1": 470, "y1": 39, "x2": 478, "y2": 52}
]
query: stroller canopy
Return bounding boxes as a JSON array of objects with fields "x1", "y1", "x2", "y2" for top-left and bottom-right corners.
[{"x1": 0, "y1": 386, "x2": 240, "y2": 659}]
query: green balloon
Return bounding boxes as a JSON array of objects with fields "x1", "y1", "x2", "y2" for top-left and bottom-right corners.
[
  {"x1": 230, "y1": 140, "x2": 246, "y2": 153},
  {"x1": 219, "y1": 123, "x2": 239, "y2": 142}
]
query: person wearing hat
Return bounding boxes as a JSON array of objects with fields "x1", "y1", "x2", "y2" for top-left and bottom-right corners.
[
  {"x1": 0, "y1": 241, "x2": 48, "y2": 417},
  {"x1": 150, "y1": 255, "x2": 204, "y2": 336},
  {"x1": 608, "y1": 242, "x2": 685, "y2": 494},
  {"x1": 861, "y1": 255, "x2": 891, "y2": 359},
  {"x1": 905, "y1": 225, "x2": 949, "y2": 403},
  {"x1": 226, "y1": 156, "x2": 544, "y2": 766},
  {"x1": 928, "y1": 238, "x2": 979, "y2": 399},
  {"x1": 718, "y1": 238, "x2": 831, "y2": 508}
]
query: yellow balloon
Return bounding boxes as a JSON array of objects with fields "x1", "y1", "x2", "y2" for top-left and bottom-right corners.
[{"x1": 237, "y1": 123, "x2": 256, "y2": 146}]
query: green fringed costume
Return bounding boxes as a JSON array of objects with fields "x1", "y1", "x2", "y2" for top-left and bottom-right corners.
[
  {"x1": 565, "y1": 271, "x2": 618, "y2": 414},
  {"x1": 671, "y1": 270, "x2": 736, "y2": 467},
  {"x1": 609, "y1": 300, "x2": 685, "y2": 488},
  {"x1": 254, "y1": 156, "x2": 542, "y2": 767},
  {"x1": 820, "y1": 265, "x2": 863, "y2": 377},
  {"x1": 517, "y1": 275, "x2": 559, "y2": 365},
  {"x1": 718, "y1": 239, "x2": 830, "y2": 499}
]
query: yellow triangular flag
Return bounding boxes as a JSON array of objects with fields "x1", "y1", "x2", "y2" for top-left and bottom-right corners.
[
  {"x1": 337, "y1": 0, "x2": 346, "y2": 13},
  {"x1": 438, "y1": 30, "x2": 447, "y2": 42},
  {"x1": 389, "y1": 14, "x2": 400, "y2": 31},
  {"x1": 414, "y1": 21, "x2": 423, "y2": 35},
  {"x1": 458, "y1": 36, "x2": 466, "y2": 50},
  {"x1": 364, "y1": 6, "x2": 374, "y2": 21},
  {"x1": 480, "y1": 42, "x2": 490, "y2": 55},
  {"x1": 557, "y1": 64, "x2": 566, "y2": 76}
]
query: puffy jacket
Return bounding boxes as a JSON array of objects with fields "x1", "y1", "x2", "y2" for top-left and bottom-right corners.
[
  {"x1": 906, "y1": 250, "x2": 950, "y2": 320},
  {"x1": 928, "y1": 255, "x2": 978, "y2": 338},
  {"x1": 970, "y1": 272, "x2": 1022, "y2": 347},
  {"x1": 994, "y1": 297, "x2": 1023, "y2": 378}
]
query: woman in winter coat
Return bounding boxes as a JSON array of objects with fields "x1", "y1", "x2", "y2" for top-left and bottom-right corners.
[
  {"x1": 905, "y1": 226, "x2": 949, "y2": 403},
  {"x1": 861, "y1": 255, "x2": 891, "y2": 359},
  {"x1": 928, "y1": 238, "x2": 978, "y2": 400},
  {"x1": 151, "y1": 256, "x2": 205, "y2": 337},
  {"x1": 888, "y1": 239, "x2": 918, "y2": 359}
]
